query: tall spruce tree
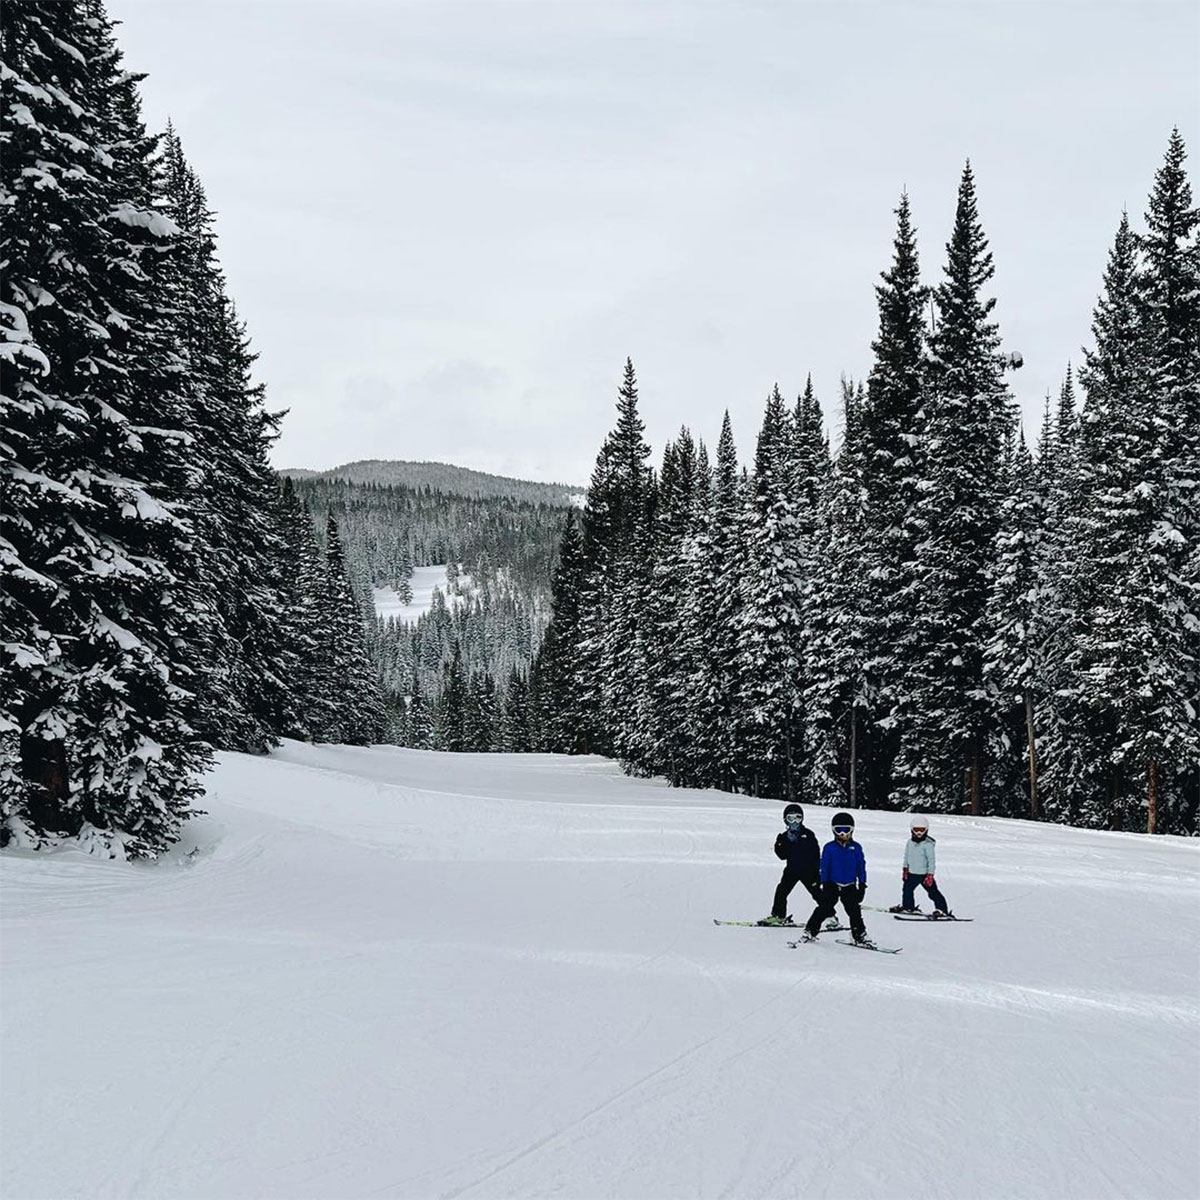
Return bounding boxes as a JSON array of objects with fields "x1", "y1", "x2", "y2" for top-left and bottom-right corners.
[
  {"x1": 740, "y1": 387, "x2": 807, "y2": 799},
  {"x1": 685, "y1": 412, "x2": 747, "y2": 791},
  {"x1": 318, "y1": 515, "x2": 385, "y2": 745},
  {"x1": 898, "y1": 162, "x2": 1014, "y2": 814},
  {"x1": 808, "y1": 380, "x2": 870, "y2": 806},
  {"x1": 2, "y1": 0, "x2": 209, "y2": 855},
  {"x1": 158, "y1": 126, "x2": 292, "y2": 753},
  {"x1": 982, "y1": 431, "x2": 1045, "y2": 818},
  {"x1": 859, "y1": 192, "x2": 929, "y2": 808}
]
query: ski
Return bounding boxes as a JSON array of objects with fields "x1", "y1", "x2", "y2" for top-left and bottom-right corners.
[
  {"x1": 714, "y1": 919, "x2": 848, "y2": 931},
  {"x1": 893, "y1": 914, "x2": 973, "y2": 922},
  {"x1": 835, "y1": 938, "x2": 902, "y2": 954}
]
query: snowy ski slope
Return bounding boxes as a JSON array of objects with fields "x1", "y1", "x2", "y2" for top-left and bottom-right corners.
[
  {"x1": 2, "y1": 742, "x2": 1197, "y2": 1200},
  {"x1": 372, "y1": 564, "x2": 465, "y2": 623}
]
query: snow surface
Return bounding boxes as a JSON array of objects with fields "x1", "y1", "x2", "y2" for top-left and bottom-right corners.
[
  {"x1": 2, "y1": 742, "x2": 1198, "y2": 1200},
  {"x1": 373, "y1": 564, "x2": 467, "y2": 623}
]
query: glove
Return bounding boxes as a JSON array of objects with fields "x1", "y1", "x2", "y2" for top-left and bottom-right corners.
[
  {"x1": 924, "y1": 874, "x2": 934, "y2": 887},
  {"x1": 902, "y1": 867, "x2": 909, "y2": 881},
  {"x1": 856, "y1": 885, "x2": 867, "y2": 903}
]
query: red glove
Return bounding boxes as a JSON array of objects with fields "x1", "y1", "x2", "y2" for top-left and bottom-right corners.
[
  {"x1": 902, "y1": 868, "x2": 909, "y2": 881},
  {"x1": 924, "y1": 874, "x2": 934, "y2": 887}
]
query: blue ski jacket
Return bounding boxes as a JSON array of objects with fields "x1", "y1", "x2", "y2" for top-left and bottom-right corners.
[{"x1": 820, "y1": 838, "x2": 867, "y2": 887}]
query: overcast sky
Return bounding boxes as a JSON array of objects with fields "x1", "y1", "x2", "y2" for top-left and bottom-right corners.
[{"x1": 110, "y1": 0, "x2": 1197, "y2": 486}]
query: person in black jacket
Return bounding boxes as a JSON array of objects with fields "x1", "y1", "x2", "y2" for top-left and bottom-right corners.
[{"x1": 758, "y1": 803, "x2": 821, "y2": 925}]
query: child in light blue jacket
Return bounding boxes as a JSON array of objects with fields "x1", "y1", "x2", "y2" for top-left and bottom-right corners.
[{"x1": 889, "y1": 815, "x2": 953, "y2": 916}]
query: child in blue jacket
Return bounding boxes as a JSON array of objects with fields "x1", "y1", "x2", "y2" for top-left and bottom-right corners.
[{"x1": 800, "y1": 811, "x2": 873, "y2": 946}]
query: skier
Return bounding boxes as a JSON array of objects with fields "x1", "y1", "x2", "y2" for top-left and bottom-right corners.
[
  {"x1": 758, "y1": 803, "x2": 820, "y2": 925},
  {"x1": 889, "y1": 816, "x2": 953, "y2": 917},
  {"x1": 800, "y1": 812, "x2": 872, "y2": 946}
]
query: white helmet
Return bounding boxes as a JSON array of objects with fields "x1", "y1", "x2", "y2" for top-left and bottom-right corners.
[{"x1": 910, "y1": 814, "x2": 929, "y2": 830}]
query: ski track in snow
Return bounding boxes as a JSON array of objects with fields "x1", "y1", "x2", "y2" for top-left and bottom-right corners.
[{"x1": 2, "y1": 741, "x2": 1198, "y2": 1200}]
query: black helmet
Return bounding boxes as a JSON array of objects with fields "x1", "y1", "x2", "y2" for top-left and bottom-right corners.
[
  {"x1": 783, "y1": 803, "x2": 803, "y2": 823},
  {"x1": 831, "y1": 811, "x2": 855, "y2": 829}
]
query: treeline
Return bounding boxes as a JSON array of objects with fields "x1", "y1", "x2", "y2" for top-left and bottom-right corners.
[
  {"x1": 289, "y1": 459, "x2": 581, "y2": 506},
  {"x1": 533, "y1": 147, "x2": 1198, "y2": 835},
  {"x1": 1, "y1": 2, "x2": 384, "y2": 856},
  {"x1": 289, "y1": 476, "x2": 568, "y2": 599},
  {"x1": 373, "y1": 575, "x2": 544, "y2": 749}
]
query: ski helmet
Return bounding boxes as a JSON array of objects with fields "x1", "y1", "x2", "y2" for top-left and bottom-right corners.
[
  {"x1": 783, "y1": 803, "x2": 804, "y2": 824},
  {"x1": 831, "y1": 811, "x2": 855, "y2": 830},
  {"x1": 910, "y1": 814, "x2": 929, "y2": 830}
]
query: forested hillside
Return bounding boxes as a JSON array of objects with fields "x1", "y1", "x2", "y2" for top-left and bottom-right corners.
[
  {"x1": 285, "y1": 472, "x2": 571, "y2": 750},
  {"x1": 283, "y1": 460, "x2": 582, "y2": 505}
]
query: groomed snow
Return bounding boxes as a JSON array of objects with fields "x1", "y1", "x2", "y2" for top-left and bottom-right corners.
[
  {"x1": 2, "y1": 742, "x2": 1198, "y2": 1200},
  {"x1": 373, "y1": 564, "x2": 467, "y2": 623}
]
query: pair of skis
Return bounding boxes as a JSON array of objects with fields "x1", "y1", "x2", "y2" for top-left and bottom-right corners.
[
  {"x1": 712, "y1": 919, "x2": 850, "y2": 932},
  {"x1": 712, "y1": 918, "x2": 901, "y2": 953}
]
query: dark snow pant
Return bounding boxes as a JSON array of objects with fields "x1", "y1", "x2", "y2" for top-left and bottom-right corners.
[
  {"x1": 772, "y1": 867, "x2": 821, "y2": 920},
  {"x1": 902, "y1": 874, "x2": 949, "y2": 913},
  {"x1": 805, "y1": 882, "x2": 866, "y2": 939}
]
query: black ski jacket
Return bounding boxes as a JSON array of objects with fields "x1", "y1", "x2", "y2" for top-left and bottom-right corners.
[{"x1": 773, "y1": 826, "x2": 820, "y2": 882}]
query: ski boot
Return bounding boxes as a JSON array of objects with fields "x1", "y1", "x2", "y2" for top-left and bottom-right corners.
[
  {"x1": 798, "y1": 931, "x2": 819, "y2": 944},
  {"x1": 757, "y1": 915, "x2": 794, "y2": 926},
  {"x1": 888, "y1": 905, "x2": 920, "y2": 914},
  {"x1": 824, "y1": 917, "x2": 842, "y2": 931},
  {"x1": 853, "y1": 932, "x2": 877, "y2": 949},
  {"x1": 928, "y1": 910, "x2": 954, "y2": 920}
]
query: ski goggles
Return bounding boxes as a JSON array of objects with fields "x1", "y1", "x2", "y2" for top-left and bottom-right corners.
[
  {"x1": 833, "y1": 826, "x2": 854, "y2": 835},
  {"x1": 784, "y1": 814, "x2": 804, "y2": 826},
  {"x1": 911, "y1": 827, "x2": 928, "y2": 835}
]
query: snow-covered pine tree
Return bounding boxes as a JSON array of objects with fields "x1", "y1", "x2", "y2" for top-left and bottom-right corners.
[
  {"x1": 571, "y1": 360, "x2": 653, "y2": 760},
  {"x1": 501, "y1": 666, "x2": 532, "y2": 752},
  {"x1": 157, "y1": 126, "x2": 292, "y2": 752},
  {"x1": 532, "y1": 509, "x2": 587, "y2": 752},
  {"x1": 982, "y1": 430, "x2": 1045, "y2": 818},
  {"x1": 275, "y1": 476, "x2": 335, "y2": 739},
  {"x1": 739, "y1": 387, "x2": 807, "y2": 800},
  {"x1": 807, "y1": 379, "x2": 871, "y2": 806},
  {"x1": 436, "y1": 644, "x2": 467, "y2": 752},
  {"x1": 859, "y1": 193, "x2": 928, "y2": 808},
  {"x1": 684, "y1": 412, "x2": 747, "y2": 791},
  {"x1": 898, "y1": 162, "x2": 1015, "y2": 815},
  {"x1": 1135, "y1": 129, "x2": 1199, "y2": 832},
  {"x1": 318, "y1": 514, "x2": 385, "y2": 745},
  {"x1": 1045, "y1": 215, "x2": 1145, "y2": 826},
  {"x1": 2, "y1": 0, "x2": 209, "y2": 855}
]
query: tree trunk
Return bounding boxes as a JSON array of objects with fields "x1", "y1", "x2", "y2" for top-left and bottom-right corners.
[
  {"x1": 968, "y1": 742, "x2": 982, "y2": 816},
  {"x1": 784, "y1": 728, "x2": 795, "y2": 805},
  {"x1": 848, "y1": 710, "x2": 857, "y2": 809},
  {"x1": 19, "y1": 734, "x2": 71, "y2": 834},
  {"x1": 1024, "y1": 688, "x2": 1040, "y2": 819},
  {"x1": 1147, "y1": 759, "x2": 1158, "y2": 835}
]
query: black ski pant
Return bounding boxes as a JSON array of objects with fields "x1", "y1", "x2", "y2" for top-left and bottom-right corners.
[
  {"x1": 805, "y1": 882, "x2": 866, "y2": 938},
  {"x1": 772, "y1": 866, "x2": 821, "y2": 920},
  {"x1": 903, "y1": 873, "x2": 949, "y2": 913}
]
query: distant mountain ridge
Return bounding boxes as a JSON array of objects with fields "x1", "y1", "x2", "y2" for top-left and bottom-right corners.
[{"x1": 278, "y1": 459, "x2": 583, "y2": 506}]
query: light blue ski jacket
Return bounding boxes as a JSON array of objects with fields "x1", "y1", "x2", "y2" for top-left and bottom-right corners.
[{"x1": 903, "y1": 835, "x2": 937, "y2": 875}]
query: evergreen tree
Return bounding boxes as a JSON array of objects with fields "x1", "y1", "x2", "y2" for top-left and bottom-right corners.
[
  {"x1": 859, "y1": 192, "x2": 929, "y2": 808},
  {"x1": 1, "y1": 0, "x2": 208, "y2": 855},
  {"x1": 808, "y1": 380, "x2": 870, "y2": 805},
  {"x1": 684, "y1": 412, "x2": 746, "y2": 790},
  {"x1": 158, "y1": 126, "x2": 293, "y2": 753},
  {"x1": 739, "y1": 387, "x2": 806, "y2": 799},
  {"x1": 982, "y1": 431, "x2": 1044, "y2": 818},
  {"x1": 318, "y1": 515, "x2": 385, "y2": 745},
  {"x1": 436, "y1": 645, "x2": 467, "y2": 751},
  {"x1": 898, "y1": 162, "x2": 1014, "y2": 814}
]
